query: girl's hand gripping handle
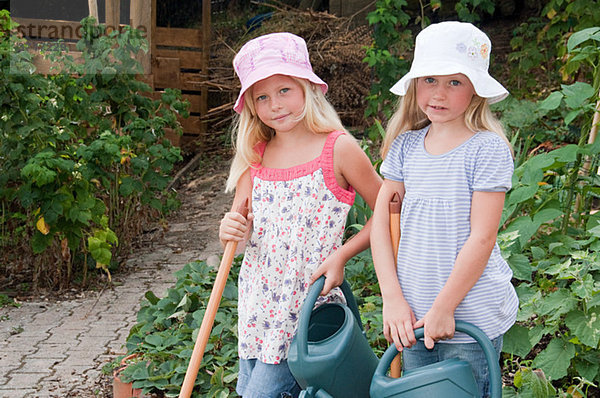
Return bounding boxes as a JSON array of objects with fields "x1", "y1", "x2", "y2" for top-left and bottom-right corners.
[
  {"x1": 179, "y1": 199, "x2": 248, "y2": 398},
  {"x1": 219, "y1": 199, "x2": 253, "y2": 246}
]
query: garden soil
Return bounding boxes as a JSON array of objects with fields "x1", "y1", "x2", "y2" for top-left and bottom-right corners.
[{"x1": 0, "y1": 158, "x2": 234, "y2": 397}]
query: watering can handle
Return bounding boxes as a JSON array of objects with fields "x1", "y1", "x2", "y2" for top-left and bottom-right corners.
[
  {"x1": 295, "y1": 276, "x2": 363, "y2": 357},
  {"x1": 376, "y1": 320, "x2": 502, "y2": 398}
]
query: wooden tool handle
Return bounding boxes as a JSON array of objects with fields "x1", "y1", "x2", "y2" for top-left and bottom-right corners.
[
  {"x1": 389, "y1": 193, "x2": 401, "y2": 258},
  {"x1": 388, "y1": 193, "x2": 402, "y2": 378},
  {"x1": 179, "y1": 199, "x2": 249, "y2": 398}
]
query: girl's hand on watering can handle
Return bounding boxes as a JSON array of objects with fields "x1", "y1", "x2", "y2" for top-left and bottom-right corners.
[
  {"x1": 219, "y1": 211, "x2": 254, "y2": 246},
  {"x1": 413, "y1": 308, "x2": 455, "y2": 349},
  {"x1": 383, "y1": 296, "x2": 417, "y2": 351},
  {"x1": 310, "y1": 251, "x2": 345, "y2": 295}
]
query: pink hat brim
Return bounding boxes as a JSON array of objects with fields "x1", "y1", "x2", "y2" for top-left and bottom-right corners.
[{"x1": 233, "y1": 67, "x2": 328, "y2": 113}]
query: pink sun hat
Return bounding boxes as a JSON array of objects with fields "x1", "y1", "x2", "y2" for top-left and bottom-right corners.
[{"x1": 232, "y1": 32, "x2": 328, "y2": 114}]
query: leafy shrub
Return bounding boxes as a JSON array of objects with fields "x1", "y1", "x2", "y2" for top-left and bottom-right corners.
[
  {"x1": 507, "y1": 0, "x2": 600, "y2": 99},
  {"x1": 363, "y1": 0, "x2": 412, "y2": 140},
  {"x1": 498, "y1": 27, "x2": 600, "y2": 396},
  {"x1": 0, "y1": 12, "x2": 187, "y2": 289},
  {"x1": 119, "y1": 259, "x2": 239, "y2": 397}
]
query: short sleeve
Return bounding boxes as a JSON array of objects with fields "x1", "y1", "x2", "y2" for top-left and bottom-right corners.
[
  {"x1": 380, "y1": 135, "x2": 406, "y2": 182},
  {"x1": 472, "y1": 135, "x2": 514, "y2": 192}
]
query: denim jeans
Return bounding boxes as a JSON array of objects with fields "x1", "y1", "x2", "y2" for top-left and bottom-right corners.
[
  {"x1": 401, "y1": 335, "x2": 503, "y2": 398},
  {"x1": 236, "y1": 359, "x2": 301, "y2": 398}
]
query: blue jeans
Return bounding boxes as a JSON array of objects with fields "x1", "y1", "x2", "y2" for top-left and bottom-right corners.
[
  {"x1": 401, "y1": 335, "x2": 503, "y2": 398},
  {"x1": 236, "y1": 359, "x2": 301, "y2": 398}
]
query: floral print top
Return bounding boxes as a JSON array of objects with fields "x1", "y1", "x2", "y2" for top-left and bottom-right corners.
[{"x1": 238, "y1": 131, "x2": 355, "y2": 364}]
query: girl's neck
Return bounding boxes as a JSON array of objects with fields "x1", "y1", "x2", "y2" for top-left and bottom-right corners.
[
  {"x1": 262, "y1": 129, "x2": 328, "y2": 169},
  {"x1": 424, "y1": 120, "x2": 474, "y2": 156}
]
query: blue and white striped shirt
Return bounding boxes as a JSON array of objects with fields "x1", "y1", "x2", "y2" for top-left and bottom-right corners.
[{"x1": 380, "y1": 126, "x2": 518, "y2": 342}]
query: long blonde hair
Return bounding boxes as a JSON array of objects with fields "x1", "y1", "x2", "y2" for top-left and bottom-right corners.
[
  {"x1": 380, "y1": 80, "x2": 512, "y2": 159},
  {"x1": 225, "y1": 77, "x2": 346, "y2": 192}
]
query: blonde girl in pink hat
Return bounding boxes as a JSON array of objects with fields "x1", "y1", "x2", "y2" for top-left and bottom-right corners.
[
  {"x1": 371, "y1": 21, "x2": 518, "y2": 397},
  {"x1": 219, "y1": 32, "x2": 381, "y2": 398}
]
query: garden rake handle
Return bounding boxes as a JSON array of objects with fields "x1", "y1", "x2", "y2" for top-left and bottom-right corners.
[
  {"x1": 389, "y1": 193, "x2": 402, "y2": 378},
  {"x1": 389, "y1": 193, "x2": 401, "y2": 256},
  {"x1": 179, "y1": 199, "x2": 249, "y2": 398}
]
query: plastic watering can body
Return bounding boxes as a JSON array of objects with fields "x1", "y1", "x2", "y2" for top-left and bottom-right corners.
[
  {"x1": 288, "y1": 276, "x2": 379, "y2": 398},
  {"x1": 370, "y1": 321, "x2": 502, "y2": 398}
]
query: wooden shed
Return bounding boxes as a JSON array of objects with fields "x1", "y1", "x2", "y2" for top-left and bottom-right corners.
[{"x1": 12, "y1": 0, "x2": 212, "y2": 150}]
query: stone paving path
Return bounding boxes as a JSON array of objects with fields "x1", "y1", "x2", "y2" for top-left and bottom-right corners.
[{"x1": 0, "y1": 167, "x2": 231, "y2": 397}]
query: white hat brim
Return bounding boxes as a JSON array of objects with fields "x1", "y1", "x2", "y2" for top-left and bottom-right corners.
[{"x1": 390, "y1": 62, "x2": 508, "y2": 104}]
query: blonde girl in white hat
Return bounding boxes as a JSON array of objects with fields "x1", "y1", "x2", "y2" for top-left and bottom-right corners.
[
  {"x1": 371, "y1": 21, "x2": 518, "y2": 397},
  {"x1": 219, "y1": 32, "x2": 381, "y2": 398}
]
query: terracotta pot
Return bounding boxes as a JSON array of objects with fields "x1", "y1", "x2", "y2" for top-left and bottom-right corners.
[{"x1": 113, "y1": 354, "x2": 142, "y2": 398}]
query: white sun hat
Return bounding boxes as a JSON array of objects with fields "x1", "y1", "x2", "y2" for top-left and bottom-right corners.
[{"x1": 390, "y1": 21, "x2": 509, "y2": 104}]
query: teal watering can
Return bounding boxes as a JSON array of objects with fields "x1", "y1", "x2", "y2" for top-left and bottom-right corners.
[
  {"x1": 370, "y1": 320, "x2": 502, "y2": 398},
  {"x1": 288, "y1": 276, "x2": 379, "y2": 398}
]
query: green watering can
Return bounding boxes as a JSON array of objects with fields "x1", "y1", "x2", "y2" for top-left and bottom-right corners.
[
  {"x1": 370, "y1": 320, "x2": 502, "y2": 398},
  {"x1": 288, "y1": 276, "x2": 379, "y2": 398}
]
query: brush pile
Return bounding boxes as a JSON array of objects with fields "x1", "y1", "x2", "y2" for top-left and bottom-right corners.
[{"x1": 204, "y1": 4, "x2": 373, "y2": 132}]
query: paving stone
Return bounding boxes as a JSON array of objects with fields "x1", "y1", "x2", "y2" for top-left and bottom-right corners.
[
  {"x1": 0, "y1": 350, "x2": 28, "y2": 362},
  {"x1": 32, "y1": 343, "x2": 71, "y2": 358},
  {"x1": 17, "y1": 357, "x2": 62, "y2": 373},
  {"x1": 64, "y1": 351, "x2": 103, "y2": 366},
  {"x1": 5, "y1": 371, "x2": 48, "y2": 387},
  {"x1": 50, "y1": 364, "x2": 91, "y2": 380},
  {"x1": 0, "y1": 388, "x2": 38, "y2": 397},
  {"x1": 26, "y1": 351, "x2": 66, "y2": 360}
]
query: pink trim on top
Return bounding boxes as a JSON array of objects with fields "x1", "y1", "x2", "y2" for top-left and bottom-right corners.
[{"x1": 250, "y1": 131, "x2": 355, "y2": 205}]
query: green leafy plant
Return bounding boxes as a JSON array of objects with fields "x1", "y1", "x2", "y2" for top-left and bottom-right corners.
[
  {"x1": 0, "y1": 293, "x2": 20, "y2": 308},
  {"x1": 0, "y1": 12, "x2": 187, "y2": 289},
  {"x1": 119, "y1": 259, "x2": 239, "y2": 397},
  {"x1": 363, "y1": 0, "x2": 412, "y2": 140},
  {"x1": 454, "y1": 0, "x2": 495, "y2": 23},
  {"x1": 497, "y1": 27, "x2": 600, "y2": 395}
]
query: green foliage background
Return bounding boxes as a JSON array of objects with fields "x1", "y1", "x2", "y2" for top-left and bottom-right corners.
[{"x1": 0, "y1": 13, "x2": 187, "y2": 289}]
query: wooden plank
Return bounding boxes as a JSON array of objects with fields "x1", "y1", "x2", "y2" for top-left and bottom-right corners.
[
  {"x1": 130, "y1": 0, "x2": 152, "y2": 74},
  {"x1": 31, "y1": 51, "x2": 83, "y2": 74},
  {"x1": 180, "y1": 72, "x2": 207, "y2": 92},
  {"x1": 154, "y1": 57, "x2": 181, "y2": 89},
  {"x1": 137, "y1": 73, "x2": 154, "y2": 88},
  {"x1": 26, "y1": 39, "x2": 79, "y2": 52},
  {"x1": 155, "y1": 27, "x2": 203, "y2": 49},
  {"x1": 164, "y1": 128, "x2": 181, "y2": 147},
  {"x1": 14, "y1": 18, "x2": 83, "y2": 40},
  {"x1": 201, "y1": 0, "x2": 211, "y2": 129},
  {"x1": 88, "y1": 0, "x2": 99, "y2": 20},
  {"x1": 149, "y1": 92, "x2": 202, "y2": 114},
  {"x1": 151, "y1": 0, "x2": 157, "y2": 71},
  {"x1": 179, "y1": 115, "x2": 203, "y2": 133},
  {"x1": 155, "y1": 48, "x2": 205, "y2": 70},
  {"x1": 183, "y1": 94, "x2": 203, "y2": 114},
  {"x1": 105, "y1": 0, "x2": 121, "y2": 33},
  {"x1": 13, "y1": 18, "x2": 141, "y2": 41}
]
